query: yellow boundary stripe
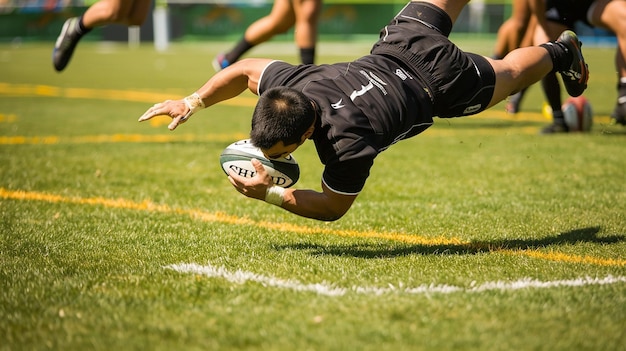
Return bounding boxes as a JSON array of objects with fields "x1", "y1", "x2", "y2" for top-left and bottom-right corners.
[
  {"x1": 2, "y1": 187, "x2": 623, "y2": 267},
  {"x1": 0, "y1": 82, "x2": 258, "y2": 107},
  {"x1": 0, "y1": 82, "x2": 613, "y2": 124},
  {"x1": 0, "y1": 133, "x2": 249, "y2": 145},
  {"x1": 0, "y1": 128, "x2": 544, "y2": 145},
  {"x1": 0, "y1": 82, "x2": 615, "y2": 144},
  {"x1": 0, "y1": 129, "x2": 541, "y2": 145}
]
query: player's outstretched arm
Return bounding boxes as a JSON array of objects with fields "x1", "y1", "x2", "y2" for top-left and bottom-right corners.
[
  {"x1": 229, "y1": 159, "x2": 357, "y2": 221},
  {"x1": 138, "y1": 58, "x2": 273, "y2": 130}
]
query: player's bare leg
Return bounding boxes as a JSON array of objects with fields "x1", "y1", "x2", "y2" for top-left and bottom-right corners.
[{"x1": 52, "y1": 0, "x2": 151, "y2": 72}]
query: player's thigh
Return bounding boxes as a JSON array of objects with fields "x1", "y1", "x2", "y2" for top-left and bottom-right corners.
[
  {"x1": 533, "y1": 20, "x2": 567, "y2": 44},
  {"x1": 82, "y1": 0, "x2": 130, "y2": 24},
  {"x1": 520, "y1": 15, "x2": 537, "y2": 47},
  {"x1": 268, "y1": 0, "x2": 296, "y2": 29},
  {"x1": 87, "y1": 0, "x2": 148, "y2": 23},
  {"x1": 293, "y1": 0, "x2": 322, "y2": 22},
  {"x1": 589, "y1": 0, "x2": 626, "y2": 33},
  {"x1": 511, "y1": 0, "x2": 531, "y2": 25},
  {"x1": 127, "y1": 0, "x2": 153, "y2": 26}
]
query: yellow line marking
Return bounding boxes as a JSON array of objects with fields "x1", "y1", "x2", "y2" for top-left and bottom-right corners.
[
  {"x1": 0, "y1": 82, "x2": 613, "y2": 123},
  {"x1": 0, "y1": 82, "x2": 258, "y2": 107},
  {"x1": 0, "y1": 133, "x2": 249, "y2": 145},
  {"x1": 505, "y1": 249, "x2": 626, "y2": 267},
  {"x1": 2, "y1": 187, "x2": 623, "y2": 267},
  {"x1": 0, "y1": 113, "x2": 17, "y2": 123},
  {"x1": 0, "y1": 129, "x2": 539, "y2": 145},
  {"x1": 0, "y1": 83, "x2": 616, "y2": 143}
]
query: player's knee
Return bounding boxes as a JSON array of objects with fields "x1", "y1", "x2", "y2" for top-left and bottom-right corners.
[
  {"x1": 612, "y1": 19, "x2": 626, "y2": 36},
  {"x1": 274, "y1": 22, "x2": 294, "y2": 34}
]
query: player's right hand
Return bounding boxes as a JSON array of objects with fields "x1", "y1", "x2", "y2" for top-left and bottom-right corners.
[{"x1": 138, "y1": 99, "x2": 190, "y2": 131}]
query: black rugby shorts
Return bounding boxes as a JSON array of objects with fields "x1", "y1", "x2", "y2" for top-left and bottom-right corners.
[{"x1": 371, "y1": 1, "x2": 496, "y2": 118}]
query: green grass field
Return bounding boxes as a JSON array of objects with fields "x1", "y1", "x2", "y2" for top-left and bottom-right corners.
[{"x1": 1, "y1": 39, "x2": 625, "y2": 351}]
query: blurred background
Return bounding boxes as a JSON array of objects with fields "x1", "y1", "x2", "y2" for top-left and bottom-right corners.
[{"x1": 0, "y1": 0, "x2": 617, "y2": 47}]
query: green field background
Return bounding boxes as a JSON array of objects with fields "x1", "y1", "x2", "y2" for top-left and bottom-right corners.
[{"x1": 1, "y1": 37, "x2": 625, "y2": 350}]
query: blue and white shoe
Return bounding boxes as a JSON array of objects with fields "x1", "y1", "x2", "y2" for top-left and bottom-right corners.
[{"x1": 212, "y1": 53, "x2": 230, "y2": 71}]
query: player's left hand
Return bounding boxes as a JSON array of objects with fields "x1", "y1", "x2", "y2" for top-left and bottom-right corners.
[
  {"x1": 228, "y1": 159, "x2": 274, "y2": 200},
  {"x1": 138, "y1": 99, "x2": 191, "y2": 131}
]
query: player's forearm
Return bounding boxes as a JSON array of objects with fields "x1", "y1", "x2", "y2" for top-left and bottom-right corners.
[
  {"x1": 195, "y1": 69, "x2": 250, "y2": 108},
  {"x1": 276, "y1": 188, "x2": 353, "y2": 222},
  {"x1": 278, "y1": 189, "x2": 341, "y2": 221},
  {"x1": 194, "y1": 58, "x2": 268, "y2": 108}
]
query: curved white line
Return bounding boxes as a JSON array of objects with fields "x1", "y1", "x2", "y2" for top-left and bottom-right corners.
[{"x1": 165, "y1": 263, "x2": 626, "y2": 297}]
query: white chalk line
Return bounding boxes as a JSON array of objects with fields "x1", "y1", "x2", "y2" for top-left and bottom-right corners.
[{"x1": 165, "y1": 263, "x2": 626, "y2": 297}]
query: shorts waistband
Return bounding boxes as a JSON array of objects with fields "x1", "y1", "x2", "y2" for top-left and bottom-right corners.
[{"x1": 398, "y1": 1, "x2": 453, "y2": 37}]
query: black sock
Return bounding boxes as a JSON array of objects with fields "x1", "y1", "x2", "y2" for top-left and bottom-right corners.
[
  {"x1": 539, "y1": 42, "x2": 572, "y2": 73},
  {"x1": 77, "y1": 16, "x2": 92, "y2": 36},
  {"x1": 552, "y1": 109, "x2": 566, "y2": 125},
  {"x1": 225, "y1": 38, "x2": 254, "y2": 63},
  {"x1": 617, "y1": 77, "x2": 626, "y2": 105},
  {"x1": 300, "y1": 47, "x2": 315, "y2": 65}
]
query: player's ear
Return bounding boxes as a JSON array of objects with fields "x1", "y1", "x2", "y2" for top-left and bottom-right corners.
[{"x1": 300, "y1": 121, "x2": 315, "y2": 142}]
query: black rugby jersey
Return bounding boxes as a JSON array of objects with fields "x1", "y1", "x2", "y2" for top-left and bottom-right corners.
[{"x1": 258, "y1": 55, "x2": 434, "y2": 195}]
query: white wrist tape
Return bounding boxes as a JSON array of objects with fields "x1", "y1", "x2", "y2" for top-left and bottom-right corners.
[
  {"x1": 264, "y1": 186, "x2": 285, "y2": 207},
  {"x1": 183, "y1": 92, "x2": 205, "y2": 117}
]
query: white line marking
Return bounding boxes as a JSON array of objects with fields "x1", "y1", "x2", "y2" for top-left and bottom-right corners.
[{"x1": 165, "y1": 263, "x2": 626, "y2": 297}]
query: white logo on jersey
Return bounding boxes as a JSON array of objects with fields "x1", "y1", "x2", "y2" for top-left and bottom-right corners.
[
  {"x1": 350, "y1": 82, "x2": 374, "y2": 101},
  {"x1": 331, "y1": 98, "x2": 345, "y2": 109},
  {"x1": 349, "y1": 70, "x2": 389, "y2": 102},
  {"x1": 395, "y1": 68, "x2": 413, "y2": 81},
  {"x1": 366, "y1": 71, "x2": 388, "y2": 95}
]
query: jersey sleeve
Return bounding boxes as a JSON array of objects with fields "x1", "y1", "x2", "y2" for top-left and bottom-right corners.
[
  {"x1": 258, "y1": 60, "x2": 300, "y2": 95},
  {"x1": 322, "y1": 157, "x2": 373, "y2": 195},
  {"x1": 317, "y1": 135, "x2": 378, "y2": 195}
]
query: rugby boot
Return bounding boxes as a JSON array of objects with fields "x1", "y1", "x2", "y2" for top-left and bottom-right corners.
[
  {"x1": 52, "y1": 17, "x2": 81, "y2": 72},
  {"x1": 540, "y1": 121, "x2": 569, "y2": 134},
  {"x1": 556, "y1": 30, "x2": 589, "y2": 97},
  {"x1": 610, "y1": 102, "x2": 626, "y2": 126}
]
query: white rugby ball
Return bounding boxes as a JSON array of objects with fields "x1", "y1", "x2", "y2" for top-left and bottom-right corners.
[
  {"x1": 562, "y1": 96, "x2": 593, "y2": 132},
  {"x1": 219, "y1": 139, "x2": 300, "y2": 188}
]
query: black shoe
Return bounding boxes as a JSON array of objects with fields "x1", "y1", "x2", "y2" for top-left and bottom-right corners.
[
  {"x1": 556, "y1": 30, "x2": 589, "y2": 97},
  {"x1": 610, "y1": 103, "x2": 626, "y2": 126},
  {"x1": 540, "y1": 122, "x2": 569, "y2": 134},
  {"x1": 52, "y1": 17, "x2": 81, "y2": 72}
]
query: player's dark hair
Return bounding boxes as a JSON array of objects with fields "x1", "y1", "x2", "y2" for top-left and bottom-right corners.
[{"x1": 250, "y1": 87, "x2": 315, "y2": 149}]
